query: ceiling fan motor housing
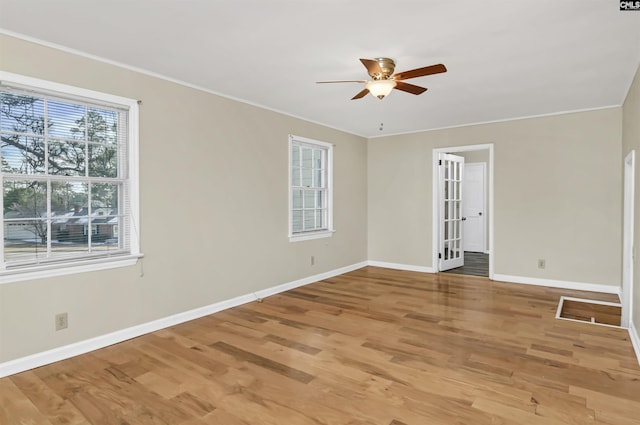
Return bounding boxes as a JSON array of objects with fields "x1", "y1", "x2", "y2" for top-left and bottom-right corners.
[{"x1": 372, "y1": 57, "x2": 396, "y2": 80}]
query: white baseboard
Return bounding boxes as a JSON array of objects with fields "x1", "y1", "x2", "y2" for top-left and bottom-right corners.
[
  {"x1": 630, "y1": 321, "x2": 640, "y2": 366},
  {"x1": 367, "y1": 260, "x2": 434, "y2": 274},
  {"x1": 492, "y1": 273, "x2": 620, "y2": 295},
  {"x1": 254, "y1": 261, "x2": 367, "y2": 299},
  {"x1": 0, "y1": 261, "x2": 367, "y2": 378}
]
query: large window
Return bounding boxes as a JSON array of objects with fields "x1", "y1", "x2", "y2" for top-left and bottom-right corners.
[
  {"x1": 0, "y1": 72, "x2": 140, "y2": 282},
  {"x1": 289, "y1": 134, "x2": 333, "y2": 241}
]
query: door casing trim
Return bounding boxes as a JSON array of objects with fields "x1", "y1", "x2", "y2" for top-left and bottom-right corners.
[{"x1": 622, "y1": 150, "x2": 635, "y2": 328}]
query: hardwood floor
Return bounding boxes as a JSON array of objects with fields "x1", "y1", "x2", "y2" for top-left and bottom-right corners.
[
  {"x1": 2, "y1": 266, "x2": 639, "y2": 425},
  {"x1": 441, "y1": 251, "x2": 489, "y2": 277}
]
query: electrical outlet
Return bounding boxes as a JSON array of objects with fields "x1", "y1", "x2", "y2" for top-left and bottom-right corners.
[
  {"x1": 55, "y1": 312, "x2": 68, "y2": 331},
  {"x1": 310, "y1": 255, "x2": 315, "y2": 266},
  {"x1": 538, "y1": 259, "x2": 546, "y2": 269}
]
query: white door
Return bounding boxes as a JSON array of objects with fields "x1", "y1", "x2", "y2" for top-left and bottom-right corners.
[
  {"x1": 463, "y1": 163, "x2": 486, "y2": 252},
  {"x1": 439, "y1": 153, "x2": 464, "y2": 271},
  {"x1": 622, "y1": 150, "x2": 635, "y2": 328}
]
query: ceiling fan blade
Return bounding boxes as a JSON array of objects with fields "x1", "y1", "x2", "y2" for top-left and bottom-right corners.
[
  {"x1": 393, "y1": 64, "x2": 447, "y2": 81},
  {"x1": 360, "y1": 59, "x2": 383, "y2": 77},
  {"x1": 316, "y1": 80, "x2": 367, "y2": 84},
  {"x1": 394, "y1": 81, "x2": 428, "y2": 95},
  {"x1": 351, "y1": 88, "x2": 369, "y2": 100}
]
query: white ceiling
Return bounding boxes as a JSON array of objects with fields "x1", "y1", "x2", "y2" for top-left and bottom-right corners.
[{"x1": 1, "y1": 0, "x2": 639, "y2": 138}]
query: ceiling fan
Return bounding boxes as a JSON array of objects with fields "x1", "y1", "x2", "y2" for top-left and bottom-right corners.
[{"x1": 317, "y1": 57, "x2": 447, "y2": 100}]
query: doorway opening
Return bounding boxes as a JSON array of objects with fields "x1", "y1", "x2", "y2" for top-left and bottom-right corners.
[{"x1": 432, "y1": 144, "x2": 494, "y2": 279}]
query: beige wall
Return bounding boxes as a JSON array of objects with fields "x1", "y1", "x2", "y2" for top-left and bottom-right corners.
[
  {"x1": 368, "y1": 109, "x2": 622, "y2": 286},
  {"x1": 0, "y1": 34, "x2": 368, "y2": 362},
  {"x1": 622, "y1": 63, "x2": 640, "y2": 332}
]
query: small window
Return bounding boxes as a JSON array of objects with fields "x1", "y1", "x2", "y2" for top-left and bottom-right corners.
[
  {"x1": 0, "y1": 72, "x2": 141, "y2": 283},
  {"x1": 289, "y1": 135, "x2": 333, "y2": 241}
]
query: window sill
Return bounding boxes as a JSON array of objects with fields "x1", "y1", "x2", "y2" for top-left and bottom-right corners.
[
  {"x1": 0, "y1": 254, "x2": 144, "y2": 285},
  {"x1": 289, "y1": 230, "x2": 334, "y2": 242}
]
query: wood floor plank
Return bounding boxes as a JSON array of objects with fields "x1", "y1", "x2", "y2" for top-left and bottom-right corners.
[
  {"x1": 472, "y1": 397, "x2": 568, "y2": 425},
  {"x1": 209, "y1": 341, "x2": 315, "y2": 384},
  {"x1": 2, "y1": 266, "x2": 640, "y2": 424},
  {"x1": 0, "y1": 378, "x2": 55, "y2": 425},
  {"x1": 570, "y1": 385, "x2": 640, "y2": 425},
  {"x1": 9, "y1": 370, "x2": 88, "y2": 425}
]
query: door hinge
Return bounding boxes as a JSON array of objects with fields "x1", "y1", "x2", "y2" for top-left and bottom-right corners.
[
  {"x1": 438, "y1": 253, "x2": 442, "y2": 259},
  {"x1": 438, "y1": 159, "x2": 442, "y2": 165}
]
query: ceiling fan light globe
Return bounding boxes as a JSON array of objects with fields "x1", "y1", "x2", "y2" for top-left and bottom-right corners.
[{"x1": 365, "y1": 79, "x2": 397, "y2": 99}]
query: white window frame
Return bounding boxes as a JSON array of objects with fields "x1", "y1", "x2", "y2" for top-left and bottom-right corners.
[
  {"x1": 0, "y1": 71, "x2": 141, "y2": 284},
  {"x1": 288, "y1": 134, "x2": 334, "y2": 242}
]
